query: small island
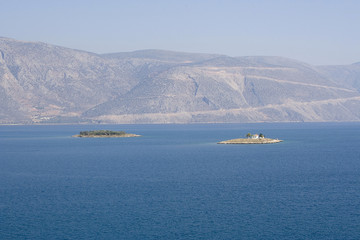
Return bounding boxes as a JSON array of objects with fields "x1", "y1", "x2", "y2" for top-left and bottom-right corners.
[
  {"x1": 73, "y1": 130, "x2": 141, "y2": 138},
  {"x1": 218, "y1": 133, "x2": 282, "y2": 144}
]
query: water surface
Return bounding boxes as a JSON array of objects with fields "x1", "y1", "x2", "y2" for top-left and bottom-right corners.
[{"x1": 1, "y1": 123, "x2": 360, "y2": 239}]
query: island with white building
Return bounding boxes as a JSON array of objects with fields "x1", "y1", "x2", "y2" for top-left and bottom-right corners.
[{"x1": 218, "y1": 133, "x2": 282, "y2": 144}]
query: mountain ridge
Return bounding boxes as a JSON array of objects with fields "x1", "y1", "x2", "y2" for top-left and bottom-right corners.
[{"x1": 1, "y1": 37, "x2": 359, "y2": 124}]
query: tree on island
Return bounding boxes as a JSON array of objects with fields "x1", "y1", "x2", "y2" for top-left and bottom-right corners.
[
  {"x1": 259, "y1": 133, "x2": 264, "y2": 138},
  {"x1": 246, "y1": 133, "x2": 252, "y2": 138}
]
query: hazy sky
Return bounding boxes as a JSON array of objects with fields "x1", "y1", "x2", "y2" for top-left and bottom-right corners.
[{"x1": 1, "y1": 0, "x2": 359, "y2": 65}]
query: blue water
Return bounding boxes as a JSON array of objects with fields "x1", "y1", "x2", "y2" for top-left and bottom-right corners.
[{"x1": 1, "y1": 123, "x2": 360, "y2": 239}]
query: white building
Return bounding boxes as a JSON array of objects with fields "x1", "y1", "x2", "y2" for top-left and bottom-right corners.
[{"x1": 252, "y1": 134, "x2": 259, "y2": 139}]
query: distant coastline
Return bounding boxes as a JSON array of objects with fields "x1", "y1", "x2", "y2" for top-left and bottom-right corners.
[{"x1": 218, "y1": 138, "x2": 282, "y2": 144}]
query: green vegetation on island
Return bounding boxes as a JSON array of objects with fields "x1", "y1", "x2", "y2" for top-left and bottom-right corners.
[
  {"x1": 218, "y1": 133, "x2": 282, "y2": 144},
  {"x1": 73, "y1": 130, "x2": 140, "y2": 138}
]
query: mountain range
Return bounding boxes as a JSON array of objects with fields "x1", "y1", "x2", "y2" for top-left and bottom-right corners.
[{"x1": 1, "y1": 37, "x2": 360, "y2": 124}]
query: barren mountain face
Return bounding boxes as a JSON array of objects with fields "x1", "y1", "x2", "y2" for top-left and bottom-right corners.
[{"x1": 1, "y1": 37, "x2": 360, "y2": 124}]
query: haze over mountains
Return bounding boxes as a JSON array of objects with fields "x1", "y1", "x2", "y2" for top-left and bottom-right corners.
[{"x1": 1, "y1": 37, "x2": 360, "y2": 124}]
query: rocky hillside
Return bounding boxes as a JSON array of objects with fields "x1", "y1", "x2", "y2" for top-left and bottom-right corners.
[{"x1": 1, "y1": 37, "x2": 359, "y2": 124}]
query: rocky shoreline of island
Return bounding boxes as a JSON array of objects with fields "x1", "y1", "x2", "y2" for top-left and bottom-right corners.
[{"x1": 218, "y1": 138, "x2": 283, "y2": 144}]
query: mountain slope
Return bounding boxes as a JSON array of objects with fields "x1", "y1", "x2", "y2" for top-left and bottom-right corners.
[
  {"x1": 318, "y1": 63, "x2": 360, "y2": 92},
  {"x1": 1, "y1": 37, "x2": 360, "y2": 124},
  {"x1": 83, "y1": 57, "x2": 360, "y2": 123}
]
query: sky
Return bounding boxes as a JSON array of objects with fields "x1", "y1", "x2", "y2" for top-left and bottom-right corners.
[{"x1": 1, "y1": 0, "x2": 359, "y2": 65}]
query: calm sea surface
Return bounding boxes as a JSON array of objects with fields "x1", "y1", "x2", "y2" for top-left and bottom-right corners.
[{"x1": 1, "y1": 123, "x2": 360, "y2": 239}]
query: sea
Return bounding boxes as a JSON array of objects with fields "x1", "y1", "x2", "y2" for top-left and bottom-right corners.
[{"x1": 1, "y1": 122, "x2": 360, "y2": 240}]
